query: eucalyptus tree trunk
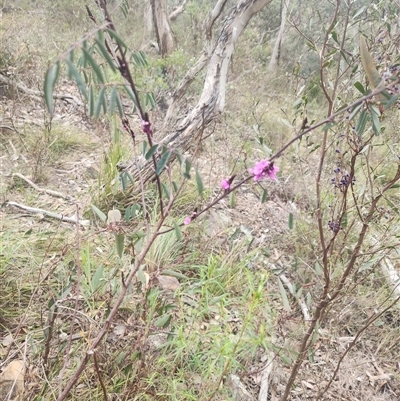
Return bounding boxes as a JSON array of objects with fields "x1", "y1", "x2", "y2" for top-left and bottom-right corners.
[
  {"x1": 269, "y1": 0, "x2": 290, "y2": 70},
  {"x1": 131, "y1": 0, "x2": 274, "y2": 185},
  {"x1": 150, "y1": 0, "x2": 175, "y2": 56}
]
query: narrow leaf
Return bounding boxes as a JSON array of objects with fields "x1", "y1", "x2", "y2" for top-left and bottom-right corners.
[
  {"x1": 162, "y1": 183, "x2": 170, "y2": 200},
  {"x1": 109, "y1": 86, "x2": 118, "y2": 114},
  {"x1": 106, "y1": 28, "x2": 128, "y2": 50},
  {"x1": 66, "y1": 59, "x2": 88, "y2": 100},
  {"x1": 172, "y1": 223, "x2": 182, "y2": 241},
  {"x1": 115, "y1": 233, "x2": 125, "y2": 258},
  {"x1": 154, "y1": 314, "x2": 171, "y2": 328},
  {"x1": 95, "y1": 37, "x2": 117, "y2": 72},
  {"x1": 94, "y1": 86, "x2": 106, "y2": 117},
  {"x1": 145, "y1": 144, "x2": 159, "y2": 160},
  {"x1": 354, "y1": 81, "x2": 365, "y2": 94},
  {"x1": 44, "y1": 62, "x2": 60, "y2": 115},
  {"x1": 91, "y1": 204, "x2": 107, "y2": 222},
  {"x1": 355, "y1": 108, "x2": 368, "y2": 136},
  {"x1": 82, "y1": 48, "x2": 105, "y2": 84},
  {"x1": 195, "y1": 169, "x2": 204, "y2": 194},
  {"x1": 261, "y1": 189, "x2": 268, "y2": 203},
  {"x1": 278, "y1": 277, "x2": 291, "y2": 312},
  {"x1": 156, "y1": 150, "x2": 171, "y2": 175},
  {"x1": 370, "y1": 105, "x2": 381, "y2": 135},
  {"x1": 288, "y1": 213, "x2": 294, "y2": 229}
]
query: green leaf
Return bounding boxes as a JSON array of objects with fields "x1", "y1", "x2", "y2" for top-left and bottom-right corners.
[
  {"x1": 261, "y1": 189, "x2": 268, "y2": 203},
  {"x1": 278, "y1": 277, "x2": 291, "y2": 312},
  {"x1": 66, "y1": 59, "x2": 88, "y2": 100},
  {"x1": 229, "y1": 190, "x2": 236, "y2": 207},
  {"x1": 348, "y1": 103, "x2": 363, "y2": 121},
  {"x1": 370, "y1": 105, "x2": 381, "y2": 135},
  {"x1": 183, "y1": 159, "x2": 191, "y2": 179},
  {"x1": 163, "y1": 269, "x2": 187, "y2": 280},
  {"x1": 341, "y1": 212, "x2": 347, "y2": 228},
  {"x1": 355, "y1": 108, "x2": 368, "y2": 136},
  {"x1": 162, "y1": 183, "x2": 170, "y2": 200},
  {"x1": 156, "y1": 150, "x2": 171, "y2": 175},
  {"x1": 106, "y1": 28, "x2": 128, "y2": 50},
  {"x1": 354, "y1": 81, "x2": 365, "y2": 94},
  {"x1": 172, "y1": 223, "x2": 182, "y2": 241},
  {"x1": 145, "y1": 144, "x2": 159, "y2": 160},
  {"x1": 109, "y1": 86, "x2": 118, "y2": 114},
  {"x1": 95, "y1": 36, "x2": 117, "y2": 72},
  {"x1": 124, "y1": 86, "x2": 139, "y2": 107},
  {"x1": 384, "y1": 94, "x2": 399, "y2": 109},
  {"x1": 91, "y1": 265, "x2": 104, "y2": 291},
  {"x1": 142, "y1": 140, "x2": 147, "y2": 155},
  {"x1": 89, "y1": 86, "x2": 95, "y2": 117},
  {"x1": 154, "y1": 314, "x2": 172, "y2": 328},
  {"x1": 115, "y1": 233, "x2": 125, "y2": 258},
  {"x1": 195, "y1": 169, "x2": 203, "y2": 194},
  {"x1": 331, "y1": 30, "x2": 339, "y2": 44},
  {"x1": 94, "y1": 86, "x2": 107, "y2": 117},
  {"x1": 288, "y1": 213, "x2": 294, "y2": 229},
  {"x1": 91, "y1": 204, "x2": 107, "y2": 222},
  {"x1": 82, "y1": 48, "x2": 105, "y2": 84},
  {"x1": 44, "y1": 62, "x2": 60, "y2": 115},
  {"x1": 146, "y1": 92, "x2": 156, "y2": 109}
]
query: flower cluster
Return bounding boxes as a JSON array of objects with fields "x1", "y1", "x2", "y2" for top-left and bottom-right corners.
[
  {"x1": 331, "y1": 167, "x2": 355, "y2": 191},
  {"x1": 141, "y1": 120, "x2": 152, "y2": 136},
  {"x1": 249, "y1": 160, "x2": 279, "y2": 182},
  {"x1": 328, "y1": 220, "x2": 341, "y2": 233}
]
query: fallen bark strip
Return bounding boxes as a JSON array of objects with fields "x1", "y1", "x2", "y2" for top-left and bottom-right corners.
[
  {"x1": 6, "y1": 201, "x2": 90, "y2": 226},
  {"x1": 13, "y1": 173, "x2": 75, "y2": 201},
  {"x1": 0, "y1": 73, "x2": 83, "y2": 106},
  {"x1": 279, "y1": 273, "x2": 311, "y2": 321}
]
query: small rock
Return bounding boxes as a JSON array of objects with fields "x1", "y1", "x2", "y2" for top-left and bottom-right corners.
[{"x1": 0, "y1": 360, "x2": 25, "y2": 401}]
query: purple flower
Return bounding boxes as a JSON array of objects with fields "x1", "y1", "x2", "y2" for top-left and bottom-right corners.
[
  {"x1": 249, "y1": 160, "x2": 279, "y2": 182},
  {"x1": 184, "y1": 217, "x2": 191, "y2": 225},
  {"x1": 221, "y1": 179, "x2": 230, "y2": 190},
  {"x1": 141, "y1": 120, "x2": 152, "y2": 135}
]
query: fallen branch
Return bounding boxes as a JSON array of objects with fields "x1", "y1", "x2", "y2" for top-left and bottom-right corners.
[
  {"x1": 13, "y1": 173, "x2": 75, "y2": 201},
  {"x1": 0, "y1": 73, "x2": 83, "y2": 107},
  {"x1": 258, "y1": 351, "x2": 274, "y2": 401},
  {"x1": 280, "y1": 273, "x2": 311, "y2": 321},
  {"x1": 5, "y1": 201, "x2": 90, "y2": 226}
]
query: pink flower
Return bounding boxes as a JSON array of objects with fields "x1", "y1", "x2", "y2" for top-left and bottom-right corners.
[
  {"x1": 141, "y1": 120, "x2": 152, "y2": 135},
  {"x1": 249, "y1": 160, "x2": 279, "y2": 181},
  {"x1": 221, "y1": 179, "x2": 230, "y2": 190},
  {"x1": 184, "y1": 217, "x2": 191, "y2": 225}
]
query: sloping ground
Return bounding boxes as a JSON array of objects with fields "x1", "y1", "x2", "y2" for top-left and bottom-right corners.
[{"x1": 1, "y1": 81, "x2": 400, "y2": 400}]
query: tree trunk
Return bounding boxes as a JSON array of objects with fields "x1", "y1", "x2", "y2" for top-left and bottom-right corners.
[
  {"x1": 130, "y1": 0, "x2": 273, "y2": 186},
  {"x1": 150, "y1": 0, "x2": 175, "y2": 57},
  {"x1": 269, "y1": 0, "x2": 290, "y2": 70}
]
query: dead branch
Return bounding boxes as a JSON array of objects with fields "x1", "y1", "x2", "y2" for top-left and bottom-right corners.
[
  {"x1": 0, "y1": 73, "x2": 83, "y2": 107},
  {"x1": 169, "y1": 0, "x2": 188, "y2": 21},
  {"x1": 204, "y1": 0, "x2": 229, "y2": 40},
  {"x1": 6, "y1": 201, "x2": 90, "y2": 226},
  {"x1": 13, "y1": 173, "x2": 75, "y2": 201}
]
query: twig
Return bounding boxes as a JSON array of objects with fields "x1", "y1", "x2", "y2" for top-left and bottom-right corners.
[
  {"x1": 13, "y1": 173, "x2": 75, "y2": 201},
  {"x1": 5, "y1": 201, "x2": 90, "y2": 226},
  {"x1": 93, "y1": 352, "x2": 108, "y2": 401},
  {"x1": 279, "y1": 274, "x2": 311, "y2": 321}
]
